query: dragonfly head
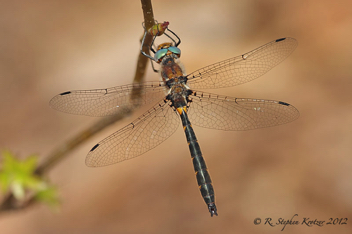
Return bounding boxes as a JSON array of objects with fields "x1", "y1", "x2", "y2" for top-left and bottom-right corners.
[{"x1": 154, "y1": 42, "x2": 181, "y2": 63}]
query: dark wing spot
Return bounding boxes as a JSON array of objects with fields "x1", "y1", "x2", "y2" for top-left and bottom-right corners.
[
  {"x1": 60, "y1": 91, "x2": 71, "y2": 95},
  {"x1": 275, "y1": 38, "x2": 286, "y2": 42},
  {"x1": 90, "y1": 144, "x2": 100, "y2": 152},
  {"x1": 279, "y1": 101, "x2": 290, "y2": 106}
]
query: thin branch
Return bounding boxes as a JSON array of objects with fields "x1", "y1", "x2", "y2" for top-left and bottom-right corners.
[
  {"x1": 135, "y1": 0, "x2": 155, "y2": 84},
  {"x1": 0, "y1": 0, "x2": 156, "y2": 213},
  {"x1": 35, "y1": 112, "x2": 132, "y2": 175}
]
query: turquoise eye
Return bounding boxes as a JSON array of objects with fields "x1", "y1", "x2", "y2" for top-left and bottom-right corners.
[
  {"x1": 154, "y1": 48, "x2": 168, "y2": 61},
  {"x1": 168, "y1": 46, "x2": 181, "y2": 55}
]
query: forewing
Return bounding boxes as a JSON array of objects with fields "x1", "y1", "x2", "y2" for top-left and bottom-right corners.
[
  {"x1": 187, "y1": 38, "x2": 297, "y2": 89},
  {"x1": 187, "y1": 91, "x2": 299, "y2": 130},
  {"x1": 50, "y1": 82, "x2": 166, "y2": 117},
  {"x1": 86, "y1": 98, "x2": 179, "y2": 167}
]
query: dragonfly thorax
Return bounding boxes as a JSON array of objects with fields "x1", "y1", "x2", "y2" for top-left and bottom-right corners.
[
  {"x1": 165, "y1": 75, "x2": 191, "y2": 109},
  {"x1": 160, "y1": 55, "x2": 186, "y2": 83},
  {"x1": 167, "y1": 85, "x2": 191, "y2": 109}
]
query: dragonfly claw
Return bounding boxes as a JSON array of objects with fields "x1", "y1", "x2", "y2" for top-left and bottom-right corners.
[{"x1": 208, "y1": 204, "x2": 218, "y2": 217}]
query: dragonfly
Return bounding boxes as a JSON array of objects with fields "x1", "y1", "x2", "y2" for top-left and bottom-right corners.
[{"x1": 50, "y1": 22, "x2": 299, "y2": 217}]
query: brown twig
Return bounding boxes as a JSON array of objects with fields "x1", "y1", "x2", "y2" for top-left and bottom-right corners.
[{"x1": 0, "y1": 0, "x2": 156, "y2": 213}]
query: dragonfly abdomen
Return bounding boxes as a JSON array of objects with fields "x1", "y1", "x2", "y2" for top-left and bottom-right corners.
[{"x1": 177, "y1": 106, "x2": 218, "y2": 217}]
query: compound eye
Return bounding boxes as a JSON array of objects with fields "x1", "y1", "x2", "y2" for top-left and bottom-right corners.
[
  {"x1": 168, "y1": 46, "x2": 181, "y2": 56},
  {"x1": 154, "y1": 48, "x2": 168, "y2": 61}
]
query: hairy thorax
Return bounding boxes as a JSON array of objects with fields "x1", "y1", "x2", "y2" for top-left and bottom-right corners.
[{"x1": 160, "y1": 55, "x2": 190, "y2": 108}]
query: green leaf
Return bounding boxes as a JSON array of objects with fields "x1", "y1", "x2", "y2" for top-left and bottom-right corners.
[
  {"x1": 0, "y1": 151, "x2": 41, "y2": 200},
  {"x1": 0, "y1": 172, "x2": 10, "y2": 192},
  {"x1": 11, "y1": 182, "x2": 25, "y2": 200},
  {"x1": 0, "y1": 150, "x2": 60, "y2": 209},
  {"x1": 35, "y1": 186, "x2": 60, "y2": 208}
]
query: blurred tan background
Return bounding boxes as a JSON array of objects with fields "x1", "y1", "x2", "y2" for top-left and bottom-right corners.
[{"x1": 1, "y1": 0, "x2": 352, "y2": 233}]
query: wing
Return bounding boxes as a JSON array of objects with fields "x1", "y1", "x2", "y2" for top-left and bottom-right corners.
[
  {"x1": 186, "y1": 38, "x2": 297, "y2": 89},
  {"x1": 49, "y1": 81, "x2": 167, "y2": 117},
  {"x1": 85, "y1": 98, "x2": 180, "y2": 167},
  {"x1": 187, "y1": 91, "x2": 299, "y2": 131}
]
